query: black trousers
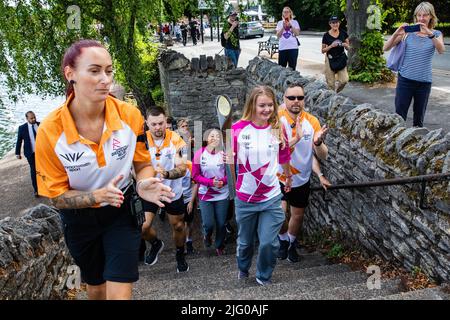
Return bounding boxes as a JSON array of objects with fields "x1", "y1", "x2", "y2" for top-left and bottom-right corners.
[
  {"x1": 278, "y1": 48, "x2": 299, "y2": 71},
  {"x1": 26, "y1": 153, "x2": 37, "y2": 193}
]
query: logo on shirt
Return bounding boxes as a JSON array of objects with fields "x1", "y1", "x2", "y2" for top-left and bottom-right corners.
[
  {"x1": 60, "y1": 152, "x2": 84, "y2": 163},
  {"x1": 113, "y1": 138, "x2": 121, "y2": 150}
]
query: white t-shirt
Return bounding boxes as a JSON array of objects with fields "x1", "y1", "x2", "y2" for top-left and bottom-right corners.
[
  {"x1": 276, "y1": 19, "x2": 301, "y2": 51},
  {"x1": 232, "y1": 120, "x2": 290, "y2": 203}
]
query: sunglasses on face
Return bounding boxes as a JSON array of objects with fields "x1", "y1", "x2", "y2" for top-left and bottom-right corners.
[{"x1": 285, "y1": 95, "x2": 305, "y2": 101}]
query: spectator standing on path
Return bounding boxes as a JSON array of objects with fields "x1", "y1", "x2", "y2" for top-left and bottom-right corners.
[
  {"x1": 174, "y1": 23, "x2": 181, "y2": 42},
  {"x1": 189, "y1": 20, "x2": 198, "y2": 46},
  {"x1": 222, "y1": 11, "x2": 241, "y2": 67},
  {"x1": 277, "y1": 83, "x2": 331, "y2": 263},
  {"x1": 192, "y1": 128, "x2": 229, "y2": 256},
  {"x1": 276, "y1": 7, "x2": 301, "y2": 71},
  {"x1": 230, "y1": 85, "x2": 292, "y2": 286},
  {"x1": 180, "y1": 21, "x2": 188, "y2": 46},
  {"x1": 321, "y1": 16, "x2": 350, "y2": 93},
  {"x1": 15, "y1": 111, "x2": 40, "y2": 197},
  {"x1": 383, "y1": 1, "x2": 445, "y2": 127},
  {"x1": 35, "y1": 39, "x2": 173, "y2": 300}
]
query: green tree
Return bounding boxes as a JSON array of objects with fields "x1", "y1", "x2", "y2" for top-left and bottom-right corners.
[
  {"x1": 0, "y1": 0, "x2": 168, "y2": 111},
  {"x1": 264, "y1": 0, "x2": 341, "y2": 29},
  {"x1": 345, "y1": 0, "x2": 394, "y2": 83}
]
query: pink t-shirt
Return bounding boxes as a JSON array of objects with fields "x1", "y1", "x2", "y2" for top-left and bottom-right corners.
[
  {"x1": 232, "y1": 120, "x2": 290, "y2": 203},
  {"x1": 192, "y1": 147, "x2": 229, "y2": 201}
]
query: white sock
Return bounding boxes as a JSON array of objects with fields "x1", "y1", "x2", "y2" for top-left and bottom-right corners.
[
  {"x1": 279, "y1": 232, "x2": 289, "y2": 241},
  {"x1": 288, "y1": 233, "x2": 296, "y2": 243}
]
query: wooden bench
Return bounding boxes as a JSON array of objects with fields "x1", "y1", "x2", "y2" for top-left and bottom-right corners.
[{"x1": 257, "y1": 36, "x2": 279, "y2": 58}]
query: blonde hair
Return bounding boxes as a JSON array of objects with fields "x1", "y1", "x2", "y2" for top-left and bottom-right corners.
[
  {"x1": 177, "y1": 118, "x2": 188, "y2": 127},
  {"x1": 282, "y1": 7, "x2": 294, "y2": 20},
  {"x1": 242, "y1": 86, "x2": 286, "y2": 148},
  {"x1": 413, "y1": 2, "x2": 438, "y2": 29}
]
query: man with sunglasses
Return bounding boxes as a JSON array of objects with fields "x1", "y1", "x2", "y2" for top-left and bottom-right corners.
[{"x1": 277, "y1": 83, "x2": 331, "y2": 262}]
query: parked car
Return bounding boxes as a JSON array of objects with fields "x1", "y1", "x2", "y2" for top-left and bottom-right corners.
[{"x1": 239, "y1": 21, "x2": 264, "y2": 39}]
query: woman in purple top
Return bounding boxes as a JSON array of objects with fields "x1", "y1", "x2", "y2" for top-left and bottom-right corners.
[
  {"x1": 192, "y1": 128, "x2": 229, "y2": 255},
  {"x1": 276, "y1": 6, "x2": 301, "y2": 70}
]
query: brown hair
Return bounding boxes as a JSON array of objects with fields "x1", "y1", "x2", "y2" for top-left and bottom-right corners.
[
  {"x1": 241, "y1": 85, "x2": 285, "y2": 148},
  {"x1": 61, "y1": 39, "x2": 107, "y2": 98}
]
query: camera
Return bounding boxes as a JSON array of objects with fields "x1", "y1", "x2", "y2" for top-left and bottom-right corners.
[{"x1": 403, "y1": 24, "x2": 420, "y2": 33}]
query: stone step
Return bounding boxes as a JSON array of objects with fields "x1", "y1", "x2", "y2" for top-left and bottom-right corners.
[
  {"x1": 133, "y1": 263, "x2": 352, "y2": 300},
  {"x1": 167, "y1": 270, "x2": 369, "y2": 300},
  {"x1": 281, "y1": 278, "x2": 401, "y2": 300},
  {"x1": 138, "y1": 250, "x2": 330, "y2": 280},
  {"x1": 372, "y1": 286, "x2": 450, "y2": 300}
]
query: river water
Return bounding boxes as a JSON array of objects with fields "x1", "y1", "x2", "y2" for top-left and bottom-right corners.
[{"x1": 0, "y1": 86, "x2": 65, "y2": 159}]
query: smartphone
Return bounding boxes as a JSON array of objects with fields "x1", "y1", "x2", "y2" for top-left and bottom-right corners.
[{"x1": 403, "y1": 24, "x2": 420, "y2": 33}]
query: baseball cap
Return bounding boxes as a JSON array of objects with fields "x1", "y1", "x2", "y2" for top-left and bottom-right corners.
[
  {"x1": 329, "y1": 16, "x2": 339, "y2": 22},
  {"x1": 229, "y1": 11, "x2": 238, "y2": 17}
]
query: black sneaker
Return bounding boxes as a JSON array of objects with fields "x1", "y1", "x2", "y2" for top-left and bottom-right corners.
[
  {"x1": 277, "y1": 239, "x2": 289, "y2": 260},
  {"x1": 186, "y1": 241, "x2": 195, "y2": 254},
  {"x1": 176, "y1": 251, "x2": 189, "y2": 273},
  {"x1": 287, "y1": 242, "x2": 300, "y2": 263},
  {"x1": 144, "y1": 239, "x2": 164, "y2": 266}
]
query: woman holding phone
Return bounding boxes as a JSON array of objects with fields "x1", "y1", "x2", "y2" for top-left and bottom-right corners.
[
  {"x1": 383, "y1": 2, "x2": 445, "y2": 127},
  {"x1": 276, "y1": 6, "x2": 301, "y2": 71}
]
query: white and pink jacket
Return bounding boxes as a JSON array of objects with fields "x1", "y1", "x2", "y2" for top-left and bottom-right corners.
[
  {"x1": 232, "y1": 120, "x2": 290, "y2": 203},
  {"x1": 192, "y1": 147, "x2": 229, "y2": 202}
]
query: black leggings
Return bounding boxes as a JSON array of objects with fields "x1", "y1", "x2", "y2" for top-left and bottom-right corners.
[{"x1": 278, "y1": 48, "x2": 299, "y2": 71}]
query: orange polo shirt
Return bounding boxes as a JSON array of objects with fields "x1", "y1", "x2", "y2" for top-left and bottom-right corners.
[{"x1": 36, "y1": 94, "x2": 150, "y2": 201}]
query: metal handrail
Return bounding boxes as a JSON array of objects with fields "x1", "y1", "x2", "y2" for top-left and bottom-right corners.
[{"x1": 311, "y1": 172, "x2": 450, "y2": 209}]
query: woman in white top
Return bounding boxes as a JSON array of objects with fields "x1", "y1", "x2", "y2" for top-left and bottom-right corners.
[
  {"x1": 192, "y1": 128, "x2": 229, "y2": 255},
  {"x1": 276, "y1": 6, "x2": 301, "y2": 70}
]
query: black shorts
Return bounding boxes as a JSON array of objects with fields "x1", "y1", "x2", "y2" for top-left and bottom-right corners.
[
  {"x1": 280, "y1": 180, "x2": 311, "y2": 209},
  {"x1": 183, "y1": 202, "x2": 196, "y2": 223},
  {"x1": 60, "y1": 197, "x2": 141, "y2": 286},
  {"x1": 142, "y1": 195, "x2": 185, "y2": 216}
]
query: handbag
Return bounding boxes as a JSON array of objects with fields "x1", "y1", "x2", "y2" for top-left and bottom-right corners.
[
  {"x1": 386, "y1": 34, "x2": 407, "y2": 71},
  {"x1": 328, "y1": 52, "x2": 348, "y2": 72}
]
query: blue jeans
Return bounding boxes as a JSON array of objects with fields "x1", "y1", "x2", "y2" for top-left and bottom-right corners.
[
  {"x1": 199, "y1": 199, "x2": 229, "y2": 249},
  {"x1": 395, "y1": 74, "x2": 432, "y2": 127},
  {"x1": 235, "y1": 193, "x2": 285, "y2": 282},
  {"x1": 225, "y1": 48, "x2": 240, "y2": 67}
]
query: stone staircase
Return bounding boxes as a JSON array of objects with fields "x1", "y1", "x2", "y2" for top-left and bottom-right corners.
[{"x1": 78, "y1": 212, "x2": 450, "y2": 300}]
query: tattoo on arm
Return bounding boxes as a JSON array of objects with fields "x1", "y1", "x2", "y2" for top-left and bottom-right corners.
[
  {"x1": 166, "y1": 164, "x2": 187, "y2": 180},
  {"x1": 51, "y1": 191, "x2": 97, "y2": 209}
]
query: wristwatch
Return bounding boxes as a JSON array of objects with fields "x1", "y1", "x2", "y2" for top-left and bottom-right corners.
[
  {"x1": 317, "y1": 172, "x2": 324, "y2": 178},
  {"x1": 428, "y1": 33, "x2": 436, "y2": 39}
]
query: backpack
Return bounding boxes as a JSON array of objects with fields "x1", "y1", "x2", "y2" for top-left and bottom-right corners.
[{"x1": 220, "y1": 31, "x2": 227, "y2": 47}]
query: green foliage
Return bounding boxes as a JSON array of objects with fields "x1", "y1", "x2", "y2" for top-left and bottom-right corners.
[
  {"x1": 326, "y1": 243, "x2": 344, "y2": 259},
  {"x1": 348, "y1": 1, "x2": 395, "y2": 84},
  {"x1": 0, "y1": 0, "x2": 166, "y2": 110},
  {"x1": 264, "y1": 0, "x2": 341, "y2": 29},
  {"x1": 349, "y1": 30, "x2": 393, "y2": 83}
]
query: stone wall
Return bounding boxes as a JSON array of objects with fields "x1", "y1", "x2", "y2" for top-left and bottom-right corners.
[
  {"x1": 245, "y1": 57, "x2": 450, "y2": 282},
  {"x1": 158, "y1": 50, "x2": 247, "y2": 131},
  {"x1": 0, "y1": 204, "x2": 72, "y2": 299}
]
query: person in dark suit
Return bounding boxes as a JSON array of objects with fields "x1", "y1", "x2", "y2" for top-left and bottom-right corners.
[{"x1": 15, "y1": 111, "x2": 40, "y2": 197}]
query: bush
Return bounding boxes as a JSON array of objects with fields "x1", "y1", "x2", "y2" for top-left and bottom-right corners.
[{"x1": 349, "y1": 30, "x2": 395, "y2": 83}]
